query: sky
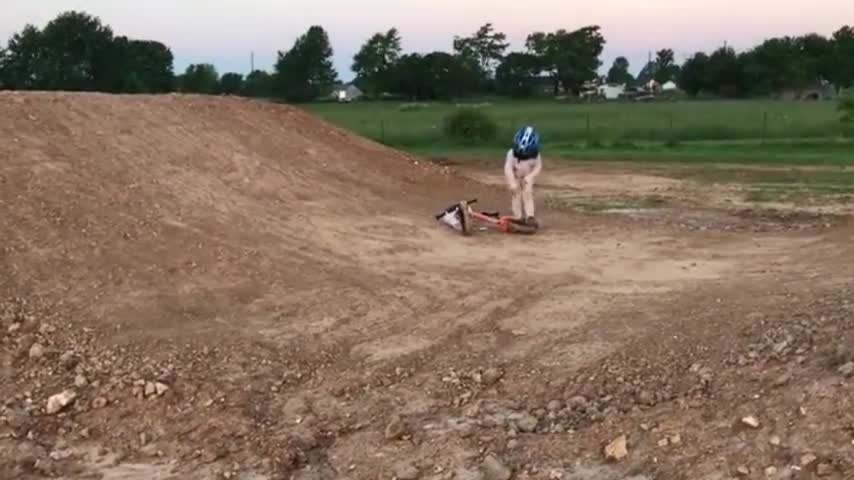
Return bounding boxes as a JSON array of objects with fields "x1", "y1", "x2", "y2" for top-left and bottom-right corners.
[{"x1": 2, "y1": 1, "x2": 852, "y2": 81}]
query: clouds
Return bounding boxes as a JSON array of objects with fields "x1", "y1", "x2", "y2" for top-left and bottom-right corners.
[{"x1": 2, "y1": 0, "x2": 851, "y2": 78}]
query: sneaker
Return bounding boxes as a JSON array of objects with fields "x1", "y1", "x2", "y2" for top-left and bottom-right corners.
[{"x1": 524, "y1": 216, "x2": 539, "y2": 228}]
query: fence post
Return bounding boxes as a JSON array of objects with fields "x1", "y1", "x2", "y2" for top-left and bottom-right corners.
[
  {"x1": 586, "y1": 113, "x2": 591, "y2": 144},
  {"x1": 669, "y1": 112, "x2": 674, "y2": 140}
]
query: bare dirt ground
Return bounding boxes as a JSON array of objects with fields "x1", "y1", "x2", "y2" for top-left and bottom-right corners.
[{"x1": 2, "y1": 92, "x2": 854, "y2": 480}]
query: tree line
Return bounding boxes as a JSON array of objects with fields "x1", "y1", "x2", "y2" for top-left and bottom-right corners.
[{"x1": 2, "y1": 11, "x2": 853, "y2": 102}]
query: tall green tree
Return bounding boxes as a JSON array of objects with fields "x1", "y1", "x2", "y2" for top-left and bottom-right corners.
[
  {"x1": 180, "y1": 64, "x2": 219, "y2": 94},
  {"x1": 351, "y1": 28, "x2": 402, "y2": 96},
  {"x1": 606, "y1": 56, "x2": 633, "y2": 85},
  {"x1": 831, "y1": 26, "x2": 854, "y2": 89},
  {"x1": 798, "y1": 33, "x2": 834, "y2": 84},
  {"x1": 526, "y1": 26, "x2": 605, "y2": 95},
  {"x1": 453, "y1": 23, "x2": 509, "y2": 79},
  {"x1": 740, "y1": 37, "x2": 808, "y2": 95},
  {"x1": 390, "y1": 52, "x2": 479, "y2": 100},
  {"x1": 525, "y1": 32, "x2": 558, "y2": 94},
  {"x1": 218, "y1": 73, "x2": 244, "y2": 95},
  {"x1": 3, "y1": 11, "x2": 117, "y2": 91},
  {"x1": 654, "y1": 48, "x2": 680, "y2": 83},
  {"x1": 242, "y1": 69, "x2": 274, "y2": 97},
  {"x1": 706, "y1": 46, "x2": 746, "y2": 97},
  {"x1": 104, "y1": 37, "x2": 174, "y2": 92},
  {"x1": 390, "y1": 53, "x2": 427, "y2": 100},
  {"x1": 0, "y1": 11, "x2": 175, "y2": 93},
  {"x1": 678, "y1": 52, "x2": 709, "y2": 96},
  {"x1": 0, "y1": 24, "x2": 45, "y2": 89},
  {"x1": 495, "y1": 52, "x2": 542, "y2": 97},
  {"x1": 274, "y1": 25, "x2": 338, "y2": 102},
  {"x1": 554, "y1": 26, "x2": 606, "y2": 95}
]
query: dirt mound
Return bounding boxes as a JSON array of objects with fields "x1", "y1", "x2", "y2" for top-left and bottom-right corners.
[{"x1": 1, "y1": 92, "x2": 491, "y2": 342}]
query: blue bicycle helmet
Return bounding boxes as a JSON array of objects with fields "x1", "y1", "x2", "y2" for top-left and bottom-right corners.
[{"x1": 512, "y1": 126, "x2": 539, "y2": 160}]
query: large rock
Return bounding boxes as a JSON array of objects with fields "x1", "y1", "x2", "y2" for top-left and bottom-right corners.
[
  {"x1": 604, "y1": 435, "x2": 628, "y2": 462},
  {"x1": 512, "y1": 413, "x2": 538, "y2": 433},
  {"x1": 393, "y1": 461, "x2": 420, "y2": 480},
  {"x1": 481, "y1": 455, "x2": 512, "y2": 480},
  {"x1": 385, "y1": 415, "x2": 406, "y2": 440},
  {"x1": 46, "y1": 390, "x2": 77, "y2": 415},
  {"x1": 29, "y1": 343, "x2": 45, "y2": 359}
]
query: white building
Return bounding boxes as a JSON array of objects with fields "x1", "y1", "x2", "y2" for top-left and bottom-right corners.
[
  {"x1": 661, "y1": 80, "x2": 679, "y2": 92},
  {"x1": 598, "y1": 83, "x2": 626, "y2": 100},
  {"x1": 333, "y1": 84, "x2": 363, "y2": 102}
]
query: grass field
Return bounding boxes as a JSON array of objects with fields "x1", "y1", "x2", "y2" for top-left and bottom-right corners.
[{"x1": 305, "y1": 98, "x2": 854, "y2": 164}]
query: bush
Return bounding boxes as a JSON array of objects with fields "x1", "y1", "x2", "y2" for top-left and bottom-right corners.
[{"x1": 442, "y1": 107, "x2": 498, "y2": 144}]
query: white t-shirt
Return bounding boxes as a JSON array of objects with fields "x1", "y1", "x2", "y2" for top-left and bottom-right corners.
[{"x1": 504, "y1": 149, "x2": 542, "y2": 186}]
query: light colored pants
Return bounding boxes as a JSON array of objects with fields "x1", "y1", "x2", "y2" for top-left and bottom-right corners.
[
  {"x1": 512, "y1": 178, "x2": 535, "y2": 218},
  {"x1": 504, "y1": 149, "x2": 541, "y2": 219}
]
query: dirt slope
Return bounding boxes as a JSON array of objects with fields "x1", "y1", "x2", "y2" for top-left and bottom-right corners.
[
  {"x1": 2, "y1": 92, "x2": 853, "y2": 480},
  {"x1": 1, "y1": 92, "x2": 493, "y2": 343}
]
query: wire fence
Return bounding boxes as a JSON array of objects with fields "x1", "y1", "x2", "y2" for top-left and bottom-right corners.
[{"x1": 322, "y1": 103, "x2": 853, "y2": 150}]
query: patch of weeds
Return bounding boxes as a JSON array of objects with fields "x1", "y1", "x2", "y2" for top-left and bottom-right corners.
[
  {"x1": 398, "y1": 102, "x2": 431, "y2": 112},
  {"x1": 570, "y1": 194, "x2": 670, "y2": 212},
  {"x1": 612, "y1": 139, "x2": 637, "y2": 149},
  {"x1": 744, "y1": 188, "x2": 791, "y2": 203}
]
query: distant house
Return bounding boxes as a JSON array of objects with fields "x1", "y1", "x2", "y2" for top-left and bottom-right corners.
[
  {"x1": 644, "y1": 79, "x2": 661, "y2": 94},
  {"x1": 781, "y1": 80, "x2": 838, "y2": 100},
  {"x1": 332, "y1": 83, "x2": 363, "y2": 102},
  {"x1": 661, "y1": 81, "x2": 679, "y2": 92},
  {"x1": 599, "y1": 83, "x2": 626, "y2": 100},
  {"x1": 532, "y1": 74, "x2": 562, "y2": 96}
]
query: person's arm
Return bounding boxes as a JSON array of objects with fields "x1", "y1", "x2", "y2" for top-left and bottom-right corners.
[
  {"x1": 504, "y1": 150, "x2": 519, "y2": 190},
  {"x1": 525, "y1": 154, "x2": 543, "y2": 183}
]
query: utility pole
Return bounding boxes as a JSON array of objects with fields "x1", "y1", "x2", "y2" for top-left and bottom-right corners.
[{"x1": 250, "y1": 51, "x2": 255, "y2": 73}]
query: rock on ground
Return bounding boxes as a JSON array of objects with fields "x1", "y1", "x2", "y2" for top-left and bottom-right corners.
[
  {"x1": 482, "y1": 368, "x2": 503, "y2": 386},
  {"x1": 385, "y1": 415, "x2": 406, "y2": 440},
  {"x1": 741, "y1": 416, "x2": 760, "y2": 428},
  {"x1": 513, "y1": 413, "x2": 538, "y2": 433},
  {"x1": 46, "y1": 390, "x2": 77, "y2": 415},
  {"x1": 393, "y1": 461, "x2": 420, "y2": 480},
  {"x1": 838, "y1": 362, "x2": 854, "y2": 378},
  {"x1": 604, "y1": 435, "x2": 628, "y2": 461},
  {"x1": 481, "y1": 455, "x2": 512, "y2": 480}
]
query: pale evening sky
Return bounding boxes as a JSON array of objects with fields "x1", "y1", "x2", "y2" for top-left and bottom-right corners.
[{"x1": 2, "y1": 1, "x2": 851, "y2": 81}]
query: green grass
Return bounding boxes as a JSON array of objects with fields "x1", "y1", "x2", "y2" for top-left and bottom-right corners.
[
  {"x1": 655, "y1": 161, "x2": 854, "y2": 203},
  {"x1": 304, "y1": 98, "x2": 854, "y2": 164}
]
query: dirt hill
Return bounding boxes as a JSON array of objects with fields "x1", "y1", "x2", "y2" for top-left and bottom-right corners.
[
  {"x1": 1, "y1": 92, "x2": 494, "y2": 344},
  {"x1": 2, "y1": 92, "x2": 853, "y2": 480}
]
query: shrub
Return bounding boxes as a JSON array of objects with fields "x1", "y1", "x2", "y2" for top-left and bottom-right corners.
[
  {"x1": 442, "y1": 107, "x2": 498, "y2": 144},
  {"x1": 663, "y1": 138, "x2": 681, "y2": 148}
]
